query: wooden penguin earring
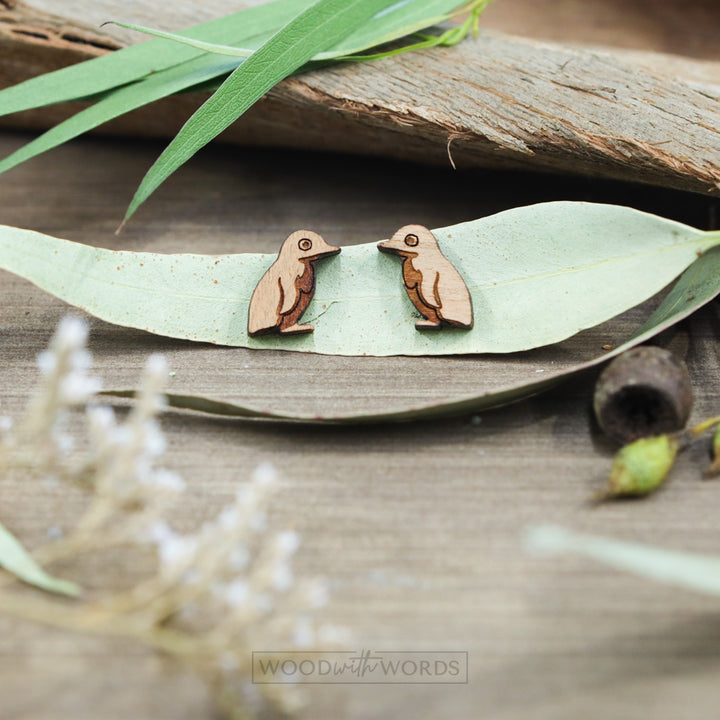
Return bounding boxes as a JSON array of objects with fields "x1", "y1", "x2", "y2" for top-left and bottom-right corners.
[
  {"x1": 378, "y1": 224, "x2": 473, "y2": 330},
  {"x1": 248, "y1": 230, "x2": 340, "y2": 336}
]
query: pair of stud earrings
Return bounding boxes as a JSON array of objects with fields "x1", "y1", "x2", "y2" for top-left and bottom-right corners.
[{"x1": 247, "y1": 225, "x2": 473, "y2": 337}]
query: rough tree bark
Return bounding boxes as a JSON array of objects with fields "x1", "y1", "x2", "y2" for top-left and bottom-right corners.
[{"x1": 1, "y1": 0, "x2": 719, "y2": 195}]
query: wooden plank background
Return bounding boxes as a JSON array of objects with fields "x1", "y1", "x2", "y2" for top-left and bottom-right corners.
[
  {"x1": 2, "y1": 129, "x2": 720, "y2": 719},
  {"x1": 2, "y1": 0, "x2": 720, "y2": 716}
]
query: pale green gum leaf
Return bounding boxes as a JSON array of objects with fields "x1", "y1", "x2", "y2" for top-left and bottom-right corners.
[
  {"x1": 5, "y1": 203, "x2": 720, "y2": 422},
  {"x1": 0, "y1": 522, "x2": 81, "y2": 597},
  {"x1": 98, "y1": 235, "x2": 720, "y2": 424},
  {"x1": 525, "y1": 524, "x2": 720, "y2": 598},
  {"x1": 2, "y1": 202, "x2": 719, "y2": 358}
]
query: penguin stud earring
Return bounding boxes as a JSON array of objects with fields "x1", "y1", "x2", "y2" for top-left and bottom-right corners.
[
  {"x1": 248, "y1": 230, "x2": 340, "y2": 336},
  {"x1": 378, "y1": 224, "x2": 473, "y2": 330}
]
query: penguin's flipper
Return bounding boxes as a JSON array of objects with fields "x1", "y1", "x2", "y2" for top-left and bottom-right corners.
[
  {"x1": 278, "y1": 272, "x2": 299, "y2": 316},
  {"x1": 419, "y1": 270, "x2": 442, "y2": 309}
]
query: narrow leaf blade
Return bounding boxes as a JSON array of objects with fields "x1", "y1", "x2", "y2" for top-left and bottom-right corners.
[
  {"x1": 0, "y1": 0, "x2": 313, "y2": 116},
  {"x1": 123, "y1": 0, "x2": 405, "y2": 221},
  {"x1": 0, "y1": 55, "x2": 242, "y2": 175},
  {"x1": 526, "y1": 525, "x2": 720, "y2": 597},
  {"x1": 0, "y1": 521, "x2": 81, "y2": 597},
  {"x1": 110, "y1": 1, "x2": 484, "y2": 62}
]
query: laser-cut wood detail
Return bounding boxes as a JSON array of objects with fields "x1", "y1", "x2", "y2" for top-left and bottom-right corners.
[
  {"x1": 248, "y1": 230, "x2": 340, "y2": 336},
  {"x1": 378, "y1": 224, "x2": 473, "y2": 330}
]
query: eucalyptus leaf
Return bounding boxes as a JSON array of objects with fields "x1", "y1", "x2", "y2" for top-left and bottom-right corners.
[
  {"x1": 0, "y1": 0, "x2": 483, "y2": 218},
  {"x1": 0, "y1": 521, "x2": 81, "y2": 597},
  {"x1": 1, "y1": 201, "x2": 718, "y2": 359},
  {"x1": 526, "y1": 525, "x2": 720, "y2": 597},
  {"x1": 103, "y1": 245, "x2": 720, "y2": 423},
  {"x1": 123, "y1": 0, "x2": 411, "y2": 222},
  {"x1": 110, "y1": 0, "x2": 489, "y2": 62},
  {"x1": 0, "y1": 55, "x2": 242, "y2": 176},
  {"x1": 0, "y1": 0, "x2": 312, "y2": 116},
  {"x1": 0, "y1": 0, "x2": 481, "y2": 177}
]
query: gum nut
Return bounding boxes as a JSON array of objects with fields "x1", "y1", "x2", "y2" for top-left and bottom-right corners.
[
  {"x1": 606, "y1": 435, "x2": 679, "y2": 497},
  {"x1": 593, "y1": 346, "x2": 693, "y2": 444}
]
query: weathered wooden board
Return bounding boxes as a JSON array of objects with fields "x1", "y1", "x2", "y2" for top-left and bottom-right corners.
[
  {"x1": 1, "y1": 0, "x2": 719, "y2": 195},
  {"x1": 2, "y1": 129, "x2": 720, "y2": 720}
]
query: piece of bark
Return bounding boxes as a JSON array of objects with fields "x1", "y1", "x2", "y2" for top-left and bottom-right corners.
[{"x1": 1, "y1": 1, "x2": 720, "y2": 195}]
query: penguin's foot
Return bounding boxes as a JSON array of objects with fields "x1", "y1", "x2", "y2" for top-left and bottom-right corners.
[
  {"x1": 279, "y1": 323, "x2": 314, "y2": 335},
  {"x1": 415, "y1": 319, "x2": 442, "y2": 330}
]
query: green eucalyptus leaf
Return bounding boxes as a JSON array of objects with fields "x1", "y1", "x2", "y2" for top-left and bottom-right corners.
[
  {"x1": 526, "y1": 525, "x2": 720, "y2": 597},
  {"x1": 103, "y1": 244, "x2": 720, "y2": 423},
  {"x1": 0, "y1": 55, "x2": 242, "y2": 176},
  {"x1": 123, "y1": 0, "x2": 409, "y2": 222},
  {"x1": 110, "y1": 1, "x2": 488, "y2": 62},
  {"x1": 1, "y1": 201, "x2": 718, "y2": 360},
  {"x1": 0, "y1": 0, "x2": 312, "y2": 116},
  {"x1": 0, "y1": 0, "x2": 482, "y2": 210},
  {"x1": 0, "y1": 521, "x2": 81, "y2": 597}
]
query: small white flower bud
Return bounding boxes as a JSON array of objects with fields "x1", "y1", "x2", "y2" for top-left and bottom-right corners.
[
  {"x1": 145, "y1": 353, "x2": 168, "y2": 379},
  {"x1": 306, "y1": 580, "x2": 329, "y2": 609},
  {"x1": 229, "y1": 544, "x2": 250, "y2": 570},
  {"x1": 158, "y1": 533, "x2": 197, "y2": 571},
  {"x1": 276, "y1": 530, "x2": 300, "y2": 556},
  {"x1": 249, "y1": 511, "x2": 267, "y2": 532},
  {"x1": 225, "y1": 579, "x2": 250, "y2": 608},
  {"x1": 218, "y1": 507, "x2": 241, "y2": 531},
  {"x1": 36, "y1": 351, "x2": 57, "y2": 376},
  {"x1": 143, "y1": 419, "x2": 167, "y2": 456},
  {"x1": 69, "y1": 349, "x2": 92, "y2": 372},
  {"x1": 251, "y1": 462, "x2": 277, "y2": 488},
  {"x1": 54, "y1": 316, "x2": 89, "y2": 350},
  {"x1": 271, "y1": 565, "x2": 294, "y2": 592},
  {"x1": 148, "y1": 521, "x2": 173, "y2": 544},
  {"x1": 87, "y1": 405, "x2": 115, "y2": 430},
  {"x1": 59, "y1": 372, "x2": 101, "y2": 404}
]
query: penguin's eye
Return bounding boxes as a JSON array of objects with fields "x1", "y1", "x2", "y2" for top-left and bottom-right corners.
[
  {"x1": 298, "y1": 238, "x2": 313, "y2": 251},
  {"x1": 404, "y1": 233, "x2": 419, "y2": 247}
]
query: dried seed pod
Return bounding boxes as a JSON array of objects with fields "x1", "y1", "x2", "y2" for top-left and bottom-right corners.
[{"x1": 593, "y1": 346, "x2": 693, "y2": 444}]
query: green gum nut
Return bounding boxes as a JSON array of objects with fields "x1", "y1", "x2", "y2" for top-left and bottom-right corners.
[{"x1": 606, "y1": 435, "x2": 679, "y2": 498}]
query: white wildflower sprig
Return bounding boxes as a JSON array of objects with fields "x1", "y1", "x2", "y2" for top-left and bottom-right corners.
[
  {"x1": 72, "y1": 353, "x2": 183, "y2": 540},
  {"x1": 95, "y1": 461, "x2": 339, "y2": 717},
  {"x1": 0, "y1": 316, "x2": 342, "y2": 720},
  {"x1": 15, "y1": 317, "x2": 101, "y2": 470}
]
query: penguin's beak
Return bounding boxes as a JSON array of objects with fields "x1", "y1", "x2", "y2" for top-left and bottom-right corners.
[
  {"x1": 315, "y1": 243, "x2": 341, "y2": 259},
  {"x1": 377, "y1": 239, "x2": 397, "y2": 254}
]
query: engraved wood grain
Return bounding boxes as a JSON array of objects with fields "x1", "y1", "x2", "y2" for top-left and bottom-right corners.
[
  {"x1": 247, "y1": 230, "x2": 340, "y2": 336},
  {"x1": 378, "y1": 224, "x2": 473, "y2": 330}
]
